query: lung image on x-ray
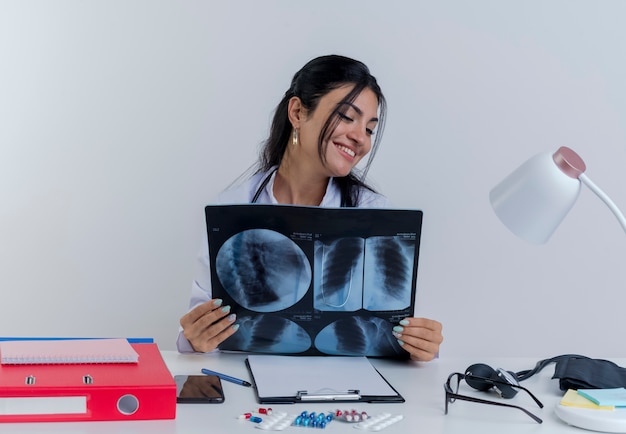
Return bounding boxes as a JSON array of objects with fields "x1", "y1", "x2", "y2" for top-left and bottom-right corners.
[
  {"x1": 314, "y1": 315, "x2": 404, "y2": 357},
  {"x1": 222, "y1": 314, "x2": 312, "y2": 353},
  {"x1": 313, "y1": 237, "x2": 365, "y2": 312},
  {"x1": 206, "y1": 204, "x2": 421, "y2": 357},
  {"x1": 363, "y1": 236, "x2": 414, "y2": 311},
  {"x1": 215, "y1": 229, "x2": 311, "y2": 312}
]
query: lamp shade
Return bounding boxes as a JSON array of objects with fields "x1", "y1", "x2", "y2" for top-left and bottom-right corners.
[{"x1": 489, "y1": 147, "x2": 587, "y2": 244}]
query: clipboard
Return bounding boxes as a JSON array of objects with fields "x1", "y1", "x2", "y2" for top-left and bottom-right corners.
[{"x1": 246, "y1": 355, "x2": 405, "y2": 404}]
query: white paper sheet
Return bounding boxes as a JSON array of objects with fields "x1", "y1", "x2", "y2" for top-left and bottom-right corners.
[{"x1": 247, "y1": 355, "x2": 399, "y2": 399}]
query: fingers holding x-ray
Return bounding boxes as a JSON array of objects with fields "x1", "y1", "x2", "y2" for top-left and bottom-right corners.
[
  {"x1": 313, "y1": 237, "x2": 364, "y2": 312},
  {"x1": 221, "y1": 314, "x2": 312, "y2": 353},
  {"x1": 314, "y1": 315, "x2": 404, "y2": 357},
  {"x1": 215, "y1": 229, "x2": 311, "y2": 312},
  {"x1": 363, "y1": 236, "x2": 414, "y2": 311}
]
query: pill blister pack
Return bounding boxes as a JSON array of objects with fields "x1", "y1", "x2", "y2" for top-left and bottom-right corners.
[
  {"x1": 333, "y1": 409, "x2": 368, "y2": 423},
  {"x1": 254, "y1": 412, "x2": 295, "y2": 430},
  {"x1": 292, "y1": 411, "x2": 334, "y2": 429},
  {"x1": 353, "y1": 413, "x2": 404, "y2": 431},
  {"x1": 241, "y1": 408, "x2": 403, "y2": 431}
]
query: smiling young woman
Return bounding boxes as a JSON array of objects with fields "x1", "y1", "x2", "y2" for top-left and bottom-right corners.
[
  {"x1": 178, "y1": 54, "x2": 443, "y2": 362},
  {"x1": 275, "y1": 85, "x2": 380, "y2": 205}
]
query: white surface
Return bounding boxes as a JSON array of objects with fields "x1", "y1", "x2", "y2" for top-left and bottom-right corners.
[
  {"x1": 1, "y1": 352, "x2": 621, "y2": 433},
  {"x1": 555, "y1": 404, "x2": 626, "y2": 433},
  {"x1": 2, "y1": 1, "x2": 626, "y2": 358}
]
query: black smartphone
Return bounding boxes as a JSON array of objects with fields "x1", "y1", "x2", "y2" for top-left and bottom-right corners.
[{"x1": 175, "y1": 375, "x2": 225, "y2": 403}]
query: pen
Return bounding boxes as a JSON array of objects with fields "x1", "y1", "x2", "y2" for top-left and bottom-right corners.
[{"x1": 201, "y1": 368, "x2": 252, "y2": 387}]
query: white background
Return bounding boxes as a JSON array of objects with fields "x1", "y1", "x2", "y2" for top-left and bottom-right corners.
[{"x1": 1, "y1": 0, "x2": 625, "y2": 358}]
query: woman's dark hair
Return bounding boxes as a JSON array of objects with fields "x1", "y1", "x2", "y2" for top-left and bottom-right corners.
[{"x1": 257, "y1": 54, "x2": 387, "y2": 207}]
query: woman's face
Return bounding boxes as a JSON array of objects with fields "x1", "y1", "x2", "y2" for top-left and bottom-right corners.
[{"x1": 297, "y1": 85, "x2": 379, "y2": 178}]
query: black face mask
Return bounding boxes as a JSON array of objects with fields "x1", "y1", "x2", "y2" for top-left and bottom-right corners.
[{"x1": 515, "y1": 355, "x2": 626, "y2": 391}]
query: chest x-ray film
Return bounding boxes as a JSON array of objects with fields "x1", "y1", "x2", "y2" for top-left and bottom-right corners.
[{"x1": 205, "y1": 204, "x2": 422, "y2": 359}]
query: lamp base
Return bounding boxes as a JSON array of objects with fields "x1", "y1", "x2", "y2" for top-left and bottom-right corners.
[{"x1": 555, "y1": 403, "x2": 626, "y2": 433}]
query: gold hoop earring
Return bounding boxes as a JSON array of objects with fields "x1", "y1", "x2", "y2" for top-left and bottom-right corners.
[{"x1": 292, "y1": 129, "x2": 299, "y2": 146}]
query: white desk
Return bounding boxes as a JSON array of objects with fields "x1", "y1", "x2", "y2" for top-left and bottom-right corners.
[{"x1": 0, "y1": 352, "x2": 612, "y2": 433}]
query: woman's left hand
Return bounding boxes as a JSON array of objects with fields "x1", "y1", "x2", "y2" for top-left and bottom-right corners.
[{"x1": 392, "y1": 317, "x2": 443, "y2": 362}]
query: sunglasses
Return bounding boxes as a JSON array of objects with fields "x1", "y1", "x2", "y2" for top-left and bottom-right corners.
[{"x1": 444, "y1": 372, "x2": 544, "y2": 424}]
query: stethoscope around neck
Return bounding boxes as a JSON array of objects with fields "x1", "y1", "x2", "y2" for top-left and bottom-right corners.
[{"x1": 250, "y1": 168, "x2": 278, "y2": 204}]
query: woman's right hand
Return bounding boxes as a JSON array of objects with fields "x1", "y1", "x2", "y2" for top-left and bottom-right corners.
[{"x1": 179, "y1": 299, "x2": 239, "y2": 353}]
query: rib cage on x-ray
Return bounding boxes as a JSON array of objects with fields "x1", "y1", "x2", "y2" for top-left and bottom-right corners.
[
  {"x1": 221, "y1": 314, "x2": 311, "y2": 353},
  {"x1": 313, "y1": 237, "x2": 364, "y2": 311},
  {"x1": 314, "y1": 315, "x2": 404, "y2": 357},
  {"x1": 215, "y1": 229, "x2": 311, "y2": 312},
  {"x1": 314, "y1": 236, "x2": 414, "y2": 312},
  {"x1": 363, "y1": 236, "x2": 414, "y2": 311}
]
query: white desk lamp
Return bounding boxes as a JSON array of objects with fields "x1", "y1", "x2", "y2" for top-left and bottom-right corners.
[
  {"x1": 490, "y1": 146, "x2": 626, "y2": 433},
  {"x1": 489, "y1": 146, "x2": 626, "y2": 244}
]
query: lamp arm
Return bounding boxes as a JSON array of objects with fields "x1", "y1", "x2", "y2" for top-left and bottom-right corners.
[{"x1": 579, "y1": 173, "x2": 626, "y2": 234}]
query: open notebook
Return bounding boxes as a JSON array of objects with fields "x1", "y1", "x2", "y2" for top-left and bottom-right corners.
[
  {"x1": 206, "y1": 204, "x2": 423, "y2": 358},
  {"x1": 0, "y1": 338, "x2": 139, "y2": 364}
]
